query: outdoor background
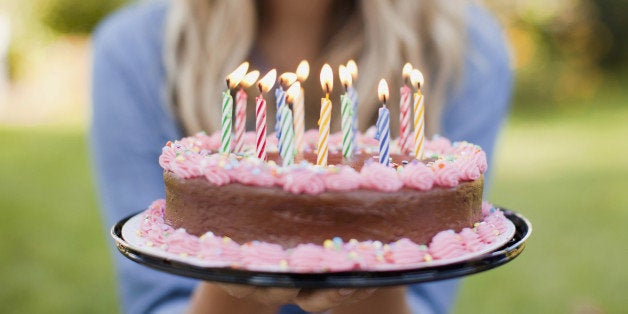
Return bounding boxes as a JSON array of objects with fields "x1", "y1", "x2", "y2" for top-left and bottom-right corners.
[{"x1": 0, "y1": 0, "x2": 626, "y2": 313}]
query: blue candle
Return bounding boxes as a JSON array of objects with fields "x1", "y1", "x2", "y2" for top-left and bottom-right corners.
[
  {"x1": 375, "y1": 79, "x2": 390, "y2": 166},
  {"x1": 274, "y1": 87, "x2": 286, "y2": 153}
]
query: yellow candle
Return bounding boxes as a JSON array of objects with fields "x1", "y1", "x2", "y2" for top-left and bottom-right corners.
[
  {"x1": 318, "y1": 64, "x2": 333, "y2": 166},
  {"x1": 410, "y1": 69, "x2": 425, "y2": 160}
]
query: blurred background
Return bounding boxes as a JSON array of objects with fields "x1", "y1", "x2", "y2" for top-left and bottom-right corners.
[{"x1": 0, "y1": 0, "x2": 625, "y2": 313}]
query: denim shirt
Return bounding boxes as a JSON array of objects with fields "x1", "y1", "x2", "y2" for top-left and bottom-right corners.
[{"x1": 90, "y1": 1, "x2": 511, "y2": 313}]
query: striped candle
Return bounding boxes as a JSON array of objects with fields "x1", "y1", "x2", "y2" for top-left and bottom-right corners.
[
  {"x1": 376, "y1": 79, "x2": 390, "y2": 166},
  {"x1": 220, "y1": 90, "x2": 233, "y2": 154},
  {"x1": 279, "y1": 104, "x2": 295, "y2": 166},
  {"x1": 339, "y1": 65, "x2": 354, "y2": 159},
  {"x1": 255, "y1": 96, "x2": 267, "y2": 161},
  {"x1": 255, "y1": 69, "x2": 277, "y2": 161},
  {"x1": 375, "y1": 105, "x2": 391, "y2": 167},
  {"x1": 399, "y1": 84, "x2": 412, "y2": 153},
  {"x1": 412, "y1": 91, "x2": 425, "y2": 160},
  {"x1": 274, "y1": 87, "x2": 286, "y2": 153},
  {"x1": 293, "y1": 87, "x2": 305, "y2": 154},
  {"x1": 234, "y1": 88, "x2": 247, "y2": 153},
  {"x1": 317, "y1": 64, "x2": 333, "y2": 166},
  {"x1": 347, "y1": 60, "x2": 359, "y2": 153},
  {"x1": 410, "y1": 69, "x2": 425, "y2": 160},
  {"x1": 317, "y1": 97, "x2": 331, "y2": 166}
]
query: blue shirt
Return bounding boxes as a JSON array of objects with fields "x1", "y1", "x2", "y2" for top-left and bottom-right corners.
[{"x1": 90, "y1": 1, "x2": 511, "y2": 313}]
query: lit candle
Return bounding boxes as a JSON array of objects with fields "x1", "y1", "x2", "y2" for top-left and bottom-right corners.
[
  {"x1": 376, "y1": 79, "x2": 391, "y2": 166},
  {"x1": 346, "y1": 60, "x2": 359, "y2": 152},
  {"x1": 399, "y1": 63, "x2": 412, "y2": 154},
  {"x1": 410, "y1": 69, "x2": 425, "y2": 160},
  {"x1": 295, "y1": 60, "x2": 309, "y2": 154},
  {"x1": 221, "y1": 62, "x2": 248, "y2": 154},
  {"x1": 318, "y1": 64, "x2": 333, "y2": 166},
  {"x1": 339, "y1": 65, "x2": 354, "y2": 159},
  {"x1": 275, "y1": 72, "x2": 297, "y2": 154},
  {"x1": 255, "y1": 69, "x2": 277, "y2": 161},
  {"x1": 282, "y1": 82, "x2": 300, "y2": 166},
  {"x1": 234, "y1": 70, "x2": 260, "y2": 153}
]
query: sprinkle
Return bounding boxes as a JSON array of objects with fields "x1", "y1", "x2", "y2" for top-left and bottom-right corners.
[
  {"x1": 323, "y1": 239, "x2": 334, "y2": 249},
  {"x1": 222, "y1": 237, "x2": 232, "y2": 243},
  {"x1": 252, "y1": 168, "x2": 261, "y2": 175},
  {"x1": 176, "y1": 155, "x2": 185, "y2": 162},
  {"x1": 279, "y1": 259, "x2": 289, "y2": 270},
  {"x1": 424, "y1": 254, "x2": 433, "y2": 262}
]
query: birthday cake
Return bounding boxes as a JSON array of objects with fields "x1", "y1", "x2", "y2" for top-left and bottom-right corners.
[{"x1": 129, "y1": 130, "x2": 512, "y2": 272}]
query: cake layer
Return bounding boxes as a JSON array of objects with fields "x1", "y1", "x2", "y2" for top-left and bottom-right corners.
[{"x1": 164, "y1": 171, "x2": 483, "y2": 248}]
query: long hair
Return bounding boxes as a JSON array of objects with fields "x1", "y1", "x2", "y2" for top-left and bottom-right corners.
[{"x1": 164, "y1": 0, "x2": 466, "y2": 136}]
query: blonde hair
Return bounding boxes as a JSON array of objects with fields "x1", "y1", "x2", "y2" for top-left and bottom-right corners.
[{"x1": 165, "y1": 0, "x2": 466, "y2": 136}]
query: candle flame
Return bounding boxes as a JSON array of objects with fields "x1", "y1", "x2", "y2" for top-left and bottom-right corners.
[
  {"x1": 410, "y1": 69, "x2": 424, "y2": 90},
  {"x1": 279, "y1": 72, "x2": 298, "y2": 88},
  {"x1": 240, "y1": 70, "x2": 260, "y2": 88},
  {"x1": 346, "y1": 59, "x2": 358, "y2": 80},
  {"x1": 338, "y1": 64, "x2": 352, "y2": 89},
  {"x1": 257, "y1": 69, "x2": 277, "y2": 94},
  {"x1": 320, "y1": 64, "x2": 333, "y2": 94},
  {"x1": 378, "y1": 79, "x2": 389, "y2": 104},
  {"x1": 402, "y1": 63, "x2": 413, "y2": 80},
  {"x1": 296, "y1": 60, "x2": 310, "y2": 82},
  {"x1": 285, "y1": 82, "x2": 301, "y2": 104},
  {"x1": 227, "y1": 62, "x2": 249, "y2": 89}
]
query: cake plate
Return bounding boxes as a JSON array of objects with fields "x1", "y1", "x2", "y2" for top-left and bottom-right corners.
[{"x1": 111, "y1": 209, "x2": 531, "y2": 288}]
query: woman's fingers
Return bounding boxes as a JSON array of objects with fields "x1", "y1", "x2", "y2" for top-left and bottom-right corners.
[
  {"x1": 218, "y1": 283, "x2": 256, "y2": 298},
  {"x1": 253, "y1": 287, "x2": 301, "y2": 305},
  {"x1": 294, "y1": 288, "x2": 378, "y2": 312}
]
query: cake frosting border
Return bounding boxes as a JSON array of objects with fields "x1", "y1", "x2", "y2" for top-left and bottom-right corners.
[{"x1": 122, "y1": 200, "x2": 514, "y2": 273}]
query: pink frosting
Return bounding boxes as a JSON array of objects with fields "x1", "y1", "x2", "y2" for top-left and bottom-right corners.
[
  {"x1": 476, "y1": 222, "x2": 500, "y2": 244},
  {"x1": 164, "y1": 229, "x2": 201, "y2": 256},
  {"x1": 399, "y1": 162, "x2": 435, "y2": 190},
  {"x1": 425, "y1": 136, "x2": 452, "y2": 154},
  {"x1": 323, "y1": 166, "x2": 362, "y2": 191},
  {"x1": 459, "y1": 228, "x2": 483, "y2": 252},
  {"x1": 320, "y1": 249, "x2": 355, "y2": 271},
  {"x1": 289, "y1": 244, "x2": 326, "y2": 271},
  {"x1": 390, "y1": 238, "x2": 428, "y2": 264},
  {"x1": 233, "y1": 165, "x2": 277, "y2": 187},
  {"x1": 169, "y1": 152, "x2": 205, "y2": 179},
  {"x1": 432, "y1": 160, "x2": 461, "y2": 187},
  {"x1": 454, "y1": 156, "x2": 481, "y2": 181},
  {"x1": 137, "y1": 200, "x2": 511, "y2": 272},
  {"x1": 429, "y1": 230, "x2": 466, "y2": 259},
  {"x1": 202, "y1": 165, "x2": 231, "y2": 186},
  {"x1": 283, "y1": 169, "x2": 326, "y2": 195},
  {"x1": 360, "y1": 162, "x2": 403, "y2": 192},
  {"x1": 482, "y1": 201, "x2": 494, "y2": 216},
  {"x1": 240, "y1": 242, "x2": 287, "y2": 267}
]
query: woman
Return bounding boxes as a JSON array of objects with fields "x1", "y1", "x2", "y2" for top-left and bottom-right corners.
[{"x1": 91, "y1": 0, "x2": 512, "y2": 313}]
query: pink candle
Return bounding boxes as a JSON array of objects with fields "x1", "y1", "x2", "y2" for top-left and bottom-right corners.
[
  {"x1": 255, "y1": 70, "x2": 277, "y2": 161},
  {"x1": 399, "y1": 63, "x2": 413, "y2": 154},
  {"x1": 234, "y1": 71, "x2": 259, "y2": 153}
]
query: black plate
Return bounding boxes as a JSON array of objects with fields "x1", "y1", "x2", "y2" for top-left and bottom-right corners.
[{"x1": 112, "y1": 209, "x2": 531, "y2": 288}]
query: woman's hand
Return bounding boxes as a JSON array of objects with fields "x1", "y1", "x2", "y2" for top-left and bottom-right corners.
[{"x1": 187, "y1": 282, "x2": 378, "y2": 313}]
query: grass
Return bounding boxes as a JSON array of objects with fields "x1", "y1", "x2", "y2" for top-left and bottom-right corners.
[
  {"x1": 0, "y1": 96, "x2": 626, "y2": 313},
  {"x1": 455, "y1": 99, "x2": 628, "y2": 313},
  {"x1": 0, "y1": 126, "x2": 118, "y2": 314}
]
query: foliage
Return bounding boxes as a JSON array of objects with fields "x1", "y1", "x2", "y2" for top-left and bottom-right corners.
[{"x1": 39, "y1": 0, "x2": 127, "y2": 34}]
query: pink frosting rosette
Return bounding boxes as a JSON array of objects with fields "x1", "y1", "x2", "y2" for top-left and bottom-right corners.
[
  {"x1": 399, "y1": 162, "x2": 435, "y2": 190},
  {"x1": 283, "y1": 169, "x2": 326, "y2": 195},
  {"x1": 323, "y1": 166, "x2": 362, "y2": 191},
  {"x1": 159, "y1": 146, "x2": 177, "y2": 170},
  {"x1": 169, "y1": 152, "x2": 204, "y2": 178},
  {"x1": 390, "y1": 238, "x2": 427, "y2": 265},
  {"x1": 320, "y1": 249, "x2": 355, "y2": 271},
  {"x1": 459, "y1": 228, "x2": 483, "y2": 252},
  {"x1": 233, "y1": 164, "x2": 277, "y2": 187},
  {"x1": 289, "y1": 244, "x2": 326, "y2": 271},
  {"x1": 202, "y1": 165, "x2": 231, "y2": 186},
  {"x1": 476, "y1": 222, "x2": 500, "y2": 244},
  {"x1": 164, "y1": 229, "x2": 201, "y2": 256},
  {"x1": 348, "y1": 242, "x2": 381, "y2": 268},
  {"x1": 240, "y1": 242, "x2": 287, "y2": 267},
  {"x1": 359, "y1": 162, "x2": 403, "y2": 192},
  {"x1": 425, "y1": 136, "x2": 452, "y2": 154},
  {"x1": 429, "y1": 230, "x2": 466, "y2": 260},
  {"x1": 485, "y1": 211, "x2": 509, "y2": 234},
  {"x1": 454, "y1": 156, "x2": 481, "y2": 181},
  {"x1": 432, "y1": 160, "x2": 461, "y2": 187}
]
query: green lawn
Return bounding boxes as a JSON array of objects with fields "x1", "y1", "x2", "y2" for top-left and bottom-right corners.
[{"x1": 1, "y1": 99, "x2": 626, "y2": 313}]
